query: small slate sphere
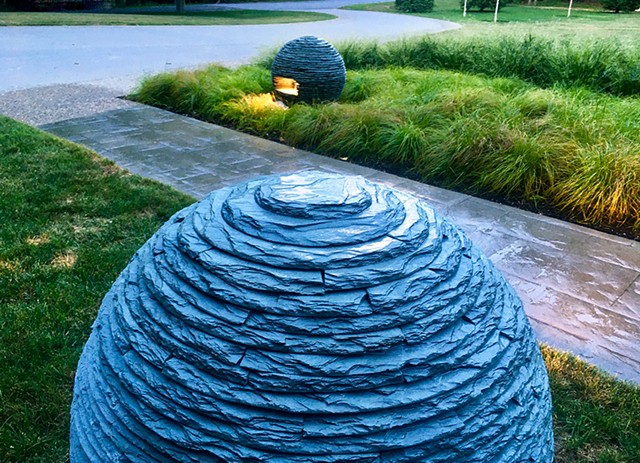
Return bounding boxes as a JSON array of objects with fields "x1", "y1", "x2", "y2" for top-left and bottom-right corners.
[
  {"x1": 272, "y1": 35, "x2": 346, "y2": 104},
  {"x1": 70, "y1": 171, "x2": 554, "y2": 462}
]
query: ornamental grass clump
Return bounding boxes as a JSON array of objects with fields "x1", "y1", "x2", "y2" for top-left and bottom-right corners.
[
  {"x1": 340, "y1": 72, "x2": 385, "y2": 103},
  {"x1": 222, "y1": 93, "x2": 288, "y2": 136},
  {"x1": 376, "y1": 119, "x2": 431, "y2": 165},
  {"x1": 279, "y1": 104, "x2": 330, "y2": 149},
  {"x1": 337, "y1": 35, "x2": 640, "y2": 97},
  {"x1": 316, "y1": 103, "x2": 400, "y2": 164},
  {"x1": 133, "y1": 65, "x2": 272, "y2": 123},
  {"x1": 337, "y1": 40, "x2": 387, "y2": 70},
  {"x1": 133, "y1": 64, "x2": 640, "y2": 235},
  {"x1": 552, "y1": 143, "x2": 640, "y2": 227}
]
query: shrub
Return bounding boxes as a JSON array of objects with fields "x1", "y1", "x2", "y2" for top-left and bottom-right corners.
[
  {"x1": 461, "y1": 0, "x2": 504, "y2": 11},
  {"x1": 600, "y1": 0, "x2": 640, "y2": 12},
  {"x1": 396, "y1": 0, "x2": 434, "y2": 13}
]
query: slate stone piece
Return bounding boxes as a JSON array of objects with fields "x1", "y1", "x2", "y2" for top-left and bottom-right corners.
[
  {"x1": 272, "y1": 36, "x2": 346, "y2": 104},
  {"x1": 70, "y1": 171, "x2": 554, "y2": 462}
]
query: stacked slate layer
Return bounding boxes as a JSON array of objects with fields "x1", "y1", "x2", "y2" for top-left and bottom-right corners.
[
  {"x1": 272, "y1": 36, "x2": 346, "y2": 104},
  {"x1": 70, "y1": 171, "x2": 554, "y2": 463}
]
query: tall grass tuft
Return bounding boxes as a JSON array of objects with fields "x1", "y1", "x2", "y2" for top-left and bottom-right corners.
[
  {"x1": 341, "y1": 71, "x2": 381, "y2": 103},
  {"x1": 222, "y1": 93, "x2": 288, "y2": 136},
  {"x1": 133, "y1": 64, "x2": 640, "y2": 236},
  {"x1": 337, "y1": 35, "x2": 640, "y2": 97},
  {"x1": 476, "y1": 129, "x2": 576, "y2": 199},
  {"x1": 132, "y1": 70, "x2": 204, "y2": 114},
  {"x1": 338, "y1": 40, "x2": 386, "y2": 70},
  {"x1": 132, "y1": 65, "x2": 272, "y2": 123},
  {"x1": 315, "y1": 103, "x2": 399, "y2": 165},
  {"x1": 376, "y1": 120, "x2": 430, "y2": 165},
  {"x1": 553, "y1": 143, "x2": 640, "y2": 229}
]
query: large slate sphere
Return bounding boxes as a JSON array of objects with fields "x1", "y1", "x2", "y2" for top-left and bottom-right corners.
[
  {"x1": 271, "y1": 36, "x2": 346, "y2": 104},
  {"x1": 70, "y1": 171, "x2": 554, "y2": 462}
]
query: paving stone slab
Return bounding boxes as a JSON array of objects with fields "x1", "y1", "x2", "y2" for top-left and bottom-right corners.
[
  {"x1": 492, "y1": 239, "x2": 639, "y2": 308},
  {"x1": 616, "y1": 276, "x2": 640, "y2": 322},
  {"x1": 41, "y1": 104, "x2": 640, "y2": 383}
]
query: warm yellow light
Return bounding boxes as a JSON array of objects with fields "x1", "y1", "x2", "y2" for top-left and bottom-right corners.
[
  {"x1": 240, "y1": 93, "x2": 287, "y2": 111},
  {"x1": 274, "y1": 76, "x2": 299, "y2": 96}
]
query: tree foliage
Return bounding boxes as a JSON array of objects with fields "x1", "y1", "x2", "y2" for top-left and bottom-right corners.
[
  {"x1": 6, "y1": 0, "x2": 102, "y2": 11},
  {"x1": 460, "y1": 0, "x2": 505, "y2": 11}
]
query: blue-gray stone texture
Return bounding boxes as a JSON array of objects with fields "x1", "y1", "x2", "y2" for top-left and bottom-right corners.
[
  {"x1": 70, "y1": 171, "x2": 554, "y2": 462},
  {"x1": 271, "y1": 36, "x2": 346, "y2": 104}
]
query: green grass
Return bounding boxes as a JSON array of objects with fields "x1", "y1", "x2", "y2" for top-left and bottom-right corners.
[
  {"x1": 1, "y1": 116, "x2": 639, "y2": 462},
  {"x1": 133, "y1": 64, "x2": 640, "y2": 236},
  {"x1": 0, "y1": 116, "x2": 194, "y2": 462},
  {"x1": 541, "y1": 345, "x2": 640, "y2": 463},
  {"x1": 344, "y1": 0, "x2": 640, "y2": 43},
  {"x1": 0, "y1": 8, "x2": 334, "y2": 26},
  {"x1": 248, "y1": 7, "x2": 640, "y2": 98},
  {"x1": 330, "y1": 35, "x2": 640, "y2": 96}
]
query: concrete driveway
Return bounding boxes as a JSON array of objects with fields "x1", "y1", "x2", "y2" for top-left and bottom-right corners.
[{"x1": 0, "y1": 1, "x2": 459, "y2": 93}]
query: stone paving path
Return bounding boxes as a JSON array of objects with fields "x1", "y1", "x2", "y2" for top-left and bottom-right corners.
[{"x1": 41, "y1": 104, "x2": 640, "y2": 384}]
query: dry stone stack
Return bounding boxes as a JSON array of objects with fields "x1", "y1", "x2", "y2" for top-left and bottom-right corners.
[
  {"x1": 70, "y1": 171, "x2": 554, "y2": 462},
  {"x1": 272, "y1": 36, "x2": 346, "y2": 104}
]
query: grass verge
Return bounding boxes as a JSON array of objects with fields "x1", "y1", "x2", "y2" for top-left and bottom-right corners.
[
  {"x1": 0, "y1": 115, "x2": 194, "y2": 462},
  {"x1": 542, "y1": 345, "x2": 640, "y2": 463},
  {"x1": 0, "y1": 9, "x2": 334, "y2": 26},
  {"x1": 0, "y1": 116, "x2": 639, "y2": 462},
  {"x1": 132, "y1": 64, "x2": 640, "y2": 238}
]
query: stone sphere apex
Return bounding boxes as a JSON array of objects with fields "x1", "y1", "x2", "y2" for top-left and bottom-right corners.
[{"x1": 256, "y1": 173, "x2": 372, "y2": 219}]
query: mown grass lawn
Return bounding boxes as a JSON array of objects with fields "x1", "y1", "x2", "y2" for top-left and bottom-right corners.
[
  {"x1": 345, "y1": 0, "x2": 640, "y2": 43},
  {"x1": 0, "y1": 8, "x2": 334, "y2": 26},
  {"x1": 1, "y1": 116, "x2": 639, "y2": 462},
  {"x1": 0, "y1": 116, "x2": 194, "y2": 462}
]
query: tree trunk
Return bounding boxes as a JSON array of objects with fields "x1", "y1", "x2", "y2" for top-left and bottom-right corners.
[{"x1": 176, "y1": 0, "x2": 185, "y2": 14}]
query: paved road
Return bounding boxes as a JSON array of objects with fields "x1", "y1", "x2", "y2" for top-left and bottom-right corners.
[
  {"x1": 124, "y1": 0, "x2": 392, "y2": 11},
  {"x1": 0, "y1": 2, "x2": 459, "y2": 92}
]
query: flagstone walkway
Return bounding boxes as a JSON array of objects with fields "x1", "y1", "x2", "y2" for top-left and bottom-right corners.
[{"x1": 41, "y1": 104, "x2": 640, "y2": 384}]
